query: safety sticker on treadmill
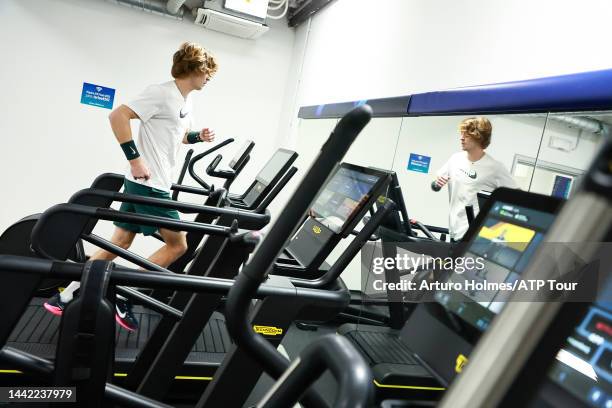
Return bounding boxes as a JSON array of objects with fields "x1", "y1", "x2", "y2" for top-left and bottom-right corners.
[{"x1": 253, "y1": 325, "x2": 283, "y2": 336}]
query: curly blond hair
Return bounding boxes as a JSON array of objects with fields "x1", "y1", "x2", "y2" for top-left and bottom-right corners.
[
  {"x1": 171, "y1": 42, "x2": 218, "y2": 79},
  {"x1": 459, "y1": 117, "x2": 492, "y2": 149}
]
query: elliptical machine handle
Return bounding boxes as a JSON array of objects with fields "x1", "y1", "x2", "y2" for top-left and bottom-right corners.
[
  {"x1": 206, "y1": 154, "x2": 236, "y2": 180},
  {"x1": 188, "y1": 138, "x2": 234, "y2": 190}
]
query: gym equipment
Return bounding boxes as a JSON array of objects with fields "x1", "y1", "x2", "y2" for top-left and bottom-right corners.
[
  {"x1": 173, "y1": 146, "x2": 298, "y2": 211},
  {"x1": 0, "y1": 173, "x2": 124, "y2": 296},
  {"x1": 185, "y1": 139, "x2": 254, "y2": 192},
  {"x1": 274, "y1": 163, "x2": 392, "y2": 280},
  {"x1": 0, "y1": 105, "x2": 374, "y2": 407},
  {"x1": 438, "y1": 139, "x2": 611, "y2": 408},
  {"x1": 1, "y1": 191, "x2": 266, "y2": 395},
  {"x1": 339, "y1": 187, "x2": 564, "y2": 402}
]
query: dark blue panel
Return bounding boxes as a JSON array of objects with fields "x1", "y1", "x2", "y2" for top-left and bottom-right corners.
[
  {"x1": 297, "y1": 68, "x2": 612, "y2": 119},
  {"x1": 408, "y1": 69, "x2": 612, "y2": 115}
]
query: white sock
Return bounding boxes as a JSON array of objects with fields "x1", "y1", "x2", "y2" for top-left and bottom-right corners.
[{"x1": 59, "y1": 281, "x2": 81, "y2": 303}]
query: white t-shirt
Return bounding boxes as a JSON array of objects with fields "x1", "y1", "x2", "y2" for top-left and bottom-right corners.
[
  {"x1": 124, "y1": 81, "x2": 193, "y2": 191},
  {"x1": 436, "y1": 151, "x2": 517, "y2": 240}
]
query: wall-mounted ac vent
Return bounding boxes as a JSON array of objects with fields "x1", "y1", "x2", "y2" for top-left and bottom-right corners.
[{"x1": 194, "y1": 8, "x2": 269, "y2": 39}]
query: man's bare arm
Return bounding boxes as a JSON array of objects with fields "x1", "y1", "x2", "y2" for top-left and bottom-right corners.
[{"x1": 109, "y1": 105, "x2": 151, "y2": 180}]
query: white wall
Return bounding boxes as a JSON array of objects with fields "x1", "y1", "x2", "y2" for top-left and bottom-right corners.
[
  {"x1": 276, "y1": 0, "x2": 612, "y2": 290},
  {"x1": 278, "y1": 0, "x2": 612, "y2": 145},
  {"x1": 289, "y1": 0, "x2": 612, "y2": 107},
  {"x1": 0, "y1": 0, "x2": 295, "y2": 260}
]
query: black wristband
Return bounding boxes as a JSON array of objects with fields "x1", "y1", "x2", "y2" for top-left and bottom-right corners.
[
  {"x1": 120, "y1": 140, "x2": 140, "y2": 161},
  {"x1": 431, "y1": 181, "x2": 442, "y2": 192},
  {"x1": 187, "y1": 131, "x2": 202, "y2": 144}
]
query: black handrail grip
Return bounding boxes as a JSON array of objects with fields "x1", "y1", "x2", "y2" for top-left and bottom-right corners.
[
  {"x1": 411, "y1": 220, "x2": 439, "y2": 241},
  {"x1": 206, "y1": 154, "x2": 236, "y2": 180},
  {"x1": 170, "y1": 183, "x2": 211, "y2": 197},
  {"x1": 60, "y1": 203, "x2": 233, "y2": 234},
  {"x1": 188, "y1": 138, "x2": 235, "y2": 190},
  {"x1": 0, "y1": 255, "x2": 350, "y2": 302},
  {"x1": 70, "y1": 188, "x2": 269, "y2": 223}
]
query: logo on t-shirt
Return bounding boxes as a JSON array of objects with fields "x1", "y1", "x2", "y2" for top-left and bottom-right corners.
[
  {"x1": 459, "y1": 168, "x2": 478, "y2": 179},
  {"x1": 179, "y1": 109, "x2": 190, "y2": 118}
]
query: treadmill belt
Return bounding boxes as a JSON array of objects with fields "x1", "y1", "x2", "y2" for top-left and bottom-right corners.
[
  {"x1": 346, "y1": 330, "x2": 418, "y2": 365},
  {"x1": 6, "y1": 298, "x2": 232, "y2": 364}
]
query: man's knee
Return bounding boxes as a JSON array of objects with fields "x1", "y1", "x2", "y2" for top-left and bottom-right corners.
[
  {"x1": 169, "y1": 238, "x2": 188, "y2": 257},
  {"x1": 165, "y1": 232, "x2": 188, "y2": 257},
  {"x1": 112, "y1": 229, "x2": 135, "y2": 250}
]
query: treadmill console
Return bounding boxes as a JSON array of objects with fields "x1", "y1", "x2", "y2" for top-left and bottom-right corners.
[
  {"x1": 310, "y1": 164, "x2": 388, "y2": 235},
  {"x1": 435, "y1": 199, "x2": 558, "y2": 331},
  {"x1": 228, "y1": 140, "x2": 254, "y2": 170},
  {"x1": 241, "y1": 149, "x2": 297, "y2": 208},
  {"x1": 282, "y1": 163, "x2": 390, "y2": 273},
  {"x1": 543, "y1": 279, "x2": 612, "y2": 407}
]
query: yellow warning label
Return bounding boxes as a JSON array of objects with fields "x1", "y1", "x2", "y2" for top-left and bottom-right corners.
[
  {"x1": 312, "y1": 226, "x2": 321, "y2": 234},
  {"x1": 253, "y1": 325, "x2": 283, "y2": 336},
  {"x1": 377, "y1": 195, "x2": 386, "y2": 203},
  {"x1": 455, "y1": 354, "x2": 468, "y2": 373}
]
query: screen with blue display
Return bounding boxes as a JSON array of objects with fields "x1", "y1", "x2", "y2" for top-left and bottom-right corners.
[
  {"x1": 548, "y1": 279, "x2": 612, "y2": 407},
  {"x1": 435, "y1": 201, "x2": 556, "y2": 331},
  {"x1": 310, "y1": 166, "x2": 381, "y2": 234}
]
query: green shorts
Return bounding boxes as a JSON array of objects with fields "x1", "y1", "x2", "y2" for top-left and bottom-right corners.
[{"x1": 113, "y1": 179, "x2": 180, "y2": 236}]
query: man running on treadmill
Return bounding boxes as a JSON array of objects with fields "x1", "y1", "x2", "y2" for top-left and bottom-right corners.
[
  {"x1": 431, "y1": 117, "x2": 517, "y2": 241},
  {"x1": 44, "y1": 42, "x2": 219, "y2": 331}
]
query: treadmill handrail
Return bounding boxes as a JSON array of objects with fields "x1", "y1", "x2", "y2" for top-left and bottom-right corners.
[
  {"x1": 224, "y1": 105, "x2": 373, "y2": 408},
  {"x1": 31, "y1": 203, "x2": 234, "y2": 261},
  {"x1": 410, "y1": 219, "x2": 440, "y2": 241},
  {"x1": 0, "y1": 255, "x2": 350, "y2": 302},
  {"x1": 256, "y1": 335, "x2": 374, "y2": 408},
  {"x1": 188, "y1": 138, "x2": 235, "y2": 190},
  {"x1": 70, "y1": 188, "x2": 269, "y2": 224},
  {"x1": 170, "y1": 183, "x2": 211, "y2": 197},
  {"x1": 254, "y1": 166, "x2": 298, "y2": 214},
  {"x1": 172, "y1": 148, "x2": 194, "y2": 200},
  {"x1": 206, "y1": 154, "x2": 236, "y2": 179}
]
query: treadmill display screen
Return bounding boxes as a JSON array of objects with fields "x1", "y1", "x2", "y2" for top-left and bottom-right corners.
[
  {"x1": 435, "y1": 201, "x2": 556, "y2": 331},
  {"x1": 255, "y1": 150, "x2": 295, "y2": 186},
  {"x1": 548, "y1": 285, "x2": 612, "y2": 407},
  {"x1": 229, "y1": 140, "x2": 253, "y2": 169},
  {"x1": 310, "y1": 166, "x2": 382, "y2": 234}
]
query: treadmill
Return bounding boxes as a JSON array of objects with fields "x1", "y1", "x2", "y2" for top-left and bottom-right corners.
[
  {"x1": 0, "y1": 189, "x2": 267, "y2": 398},
  {"x1": 339, "y1": 187, "x2": 564, "y2": 402},
  {"x1": 437, "y1": 139, "x2": 611, "y2": 408},
  {"x1": 0, "y1": 104, "x2": 375, "y2": 407},
  {"x1": 173, "y1": 147, "x2": 299, "y2": 212},
  {"x1": 0, "y1": 162, "x2": 397, "y2": 401},
  {"x1": 274, "y1": 163, "x2": 392, "y2": 280},
  {"x1": 181, "y1": 139, "x2": 255, "y2": 194}
]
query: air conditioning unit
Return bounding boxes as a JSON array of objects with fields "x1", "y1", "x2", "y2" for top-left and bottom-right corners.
[{"x1": 194, "y1": 8, "x2": 269, "y2": 39}]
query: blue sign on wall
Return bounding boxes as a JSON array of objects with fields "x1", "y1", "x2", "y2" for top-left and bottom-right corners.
[
  {"x1": 407, "y1": 153, "x2": 431, "y2": 173},
  {"x1": 551, "y1": 174, "x2": 573, "y2": 199},
  {"x1": 81, "y1": 82, "x2": 115, "y2": 109}
]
